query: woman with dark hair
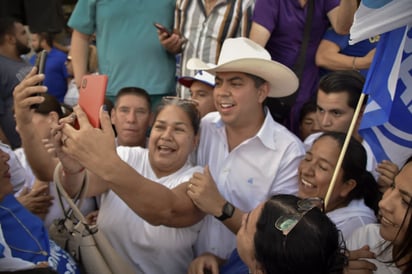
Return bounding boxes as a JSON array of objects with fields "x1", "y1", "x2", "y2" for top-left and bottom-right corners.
[
  {"x1": 46, "y1": 96, "x2": 205, "y2": 273},
  {"x1": 346, "y1": 156, "x2": 412, "y2": 274},
  {"x1": 188, "y1": 194, "x2": 347, "y2": 274},
  {"x1": 298, "y1": 131, "x2": 381, "y2": 238}
]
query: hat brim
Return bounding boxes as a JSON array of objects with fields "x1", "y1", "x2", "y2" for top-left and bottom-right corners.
[
  {"x1": 187, "y1": 58, "x2": 298, "y2": 98},
  {"x1": 178, "y1": 76, "x2": 214, "y2": 88}
]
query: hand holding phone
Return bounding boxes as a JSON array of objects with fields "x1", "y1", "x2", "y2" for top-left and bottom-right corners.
[
  {"x1": 76, "y1": 74, "x2": 108, "y2": 129},
  {"x1": 31, "y1": 50, "x2": 47, "y2": 109},
  {"x1": 153, "y1": 22, "x2": 171, "y2": 37}
]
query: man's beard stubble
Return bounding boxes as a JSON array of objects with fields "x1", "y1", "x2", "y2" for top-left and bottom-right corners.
[{"x1": 16, "y1": 39, "x2": 31, "y2": 56}]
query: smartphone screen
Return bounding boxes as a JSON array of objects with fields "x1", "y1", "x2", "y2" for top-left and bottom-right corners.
[
  {"x1": 76, "y1": 74, "x2": 108, "y2": 129},
  {"x1": 31, "y1": 50, "x2": 48, "y2": 109},
  {"x1": 153, "y1": 22, "x2": 171, "y2": 37}
]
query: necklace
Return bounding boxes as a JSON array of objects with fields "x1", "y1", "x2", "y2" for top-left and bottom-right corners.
[{"x1": 0, "y1": 205, "x2": 48, "y2": 256}]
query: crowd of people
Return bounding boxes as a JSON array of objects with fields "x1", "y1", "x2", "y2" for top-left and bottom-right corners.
[{"x1": 0, "y1": 0, "x2": 411, "y2": 274}]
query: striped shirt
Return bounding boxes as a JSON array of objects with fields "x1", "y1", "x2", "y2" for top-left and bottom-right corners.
[{"x1": 175, "y1": 0, "x2": 255, "y2": 97}]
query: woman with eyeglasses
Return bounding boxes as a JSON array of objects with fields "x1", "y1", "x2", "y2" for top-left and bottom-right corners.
[
  {"x1": 14, "y1": 93, "x2": 96, "y2": 227},
  {"x1": 298, "y1": 131, "x2": 382, "y2": 239},
  {"x1": 345, "y1": 156, "x2": 412, "y2": 274},
  {"x1": 188, "y1": 194, "x2": 347, "y2": 274}
]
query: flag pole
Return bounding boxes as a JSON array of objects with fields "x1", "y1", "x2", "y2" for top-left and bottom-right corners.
[{"x1": 324, "y1": 93, "x2": 367, "y2": 209}]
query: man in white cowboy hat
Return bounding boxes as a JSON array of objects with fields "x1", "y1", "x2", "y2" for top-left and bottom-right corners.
[
  {"x1": 178, "y1": 69, "x2": 216, "y2": 118},
  {"x1": 186, "y1": 37, "x2": 306, "y2": 258}
]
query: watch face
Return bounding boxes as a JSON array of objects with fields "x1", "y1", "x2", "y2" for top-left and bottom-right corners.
[{"x1": 223, "y1": 202, "x2": 235, "y2": 217}]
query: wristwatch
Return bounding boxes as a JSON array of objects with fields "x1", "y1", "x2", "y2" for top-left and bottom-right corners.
[{"x1": 215, "y1": 201, "x2": 235, "y2": 221}]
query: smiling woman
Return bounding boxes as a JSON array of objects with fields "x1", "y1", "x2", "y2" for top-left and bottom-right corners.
[
  {"x1": 298, "y1": 131, "x2": 382, "y2": 239},
  {"x1": 346, "y1": 156, "x2": 412, "y2": 274},
  {"x1": 48, "y1": 96, "x2": 204, "y2": 273}
]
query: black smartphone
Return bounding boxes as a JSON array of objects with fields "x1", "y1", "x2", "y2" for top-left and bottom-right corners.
[
  {"x1": 153, "y1": 22, "x2": 171, "y2": 37},
  {"x1": 31, "y1": 50, "x2": 47, "y2": 109}
]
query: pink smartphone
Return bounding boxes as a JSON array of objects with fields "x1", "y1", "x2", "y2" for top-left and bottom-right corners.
[
  {"x1": 153, "y1": 22, "x2": 171, "y2": 37},
  {"x1": 77, "y1": 74, "x2": 108, "y2": 128}
]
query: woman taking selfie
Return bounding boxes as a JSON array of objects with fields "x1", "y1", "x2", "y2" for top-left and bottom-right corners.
[{"x1": 49, "y1": 96, "x2": 204, "y2": 273}]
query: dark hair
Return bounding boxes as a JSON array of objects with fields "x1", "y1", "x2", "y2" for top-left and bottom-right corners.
[
  {"x1": 34, "y1": 32, "x2": 54, "y2": 48},
  {"x1": 315, "y1": 132, "x2": 382, "y2": 215},
  {"x1": 254, "y1": 194, "x2": 347, "y2": 274},
  {"x1": 115, "y1": 87, "x2": 152, "y2": 111},
  {"x1": 155, "y1": 97, "x2": 200, "y2": 135},
  {"x1": 299, "y1": 99, "x2": 317, "y2": 124},
  {"x1": 389, "y1": 156, "x2": 412, "y2": 273},
  {"x1": 318, "y1": 70, "x2": 366, "y2": 109},
  {"x1": 246, "y1": 73, "x2": 266, "y2": 89},
  {"x1": 35, "y1": 94, "x2": 72, "y2": 119},
  {"x1": 0, "y1": 17, "x2": 18, "y2": 44}
]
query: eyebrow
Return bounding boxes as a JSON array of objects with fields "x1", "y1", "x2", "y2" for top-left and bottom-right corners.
[
  {"x1": 155, "y1": 120, "x2": 188, "y2": 127},
  {"x1": 306, "y1": 151, "x2": 335, "y2": 167},
  {"x1": 215, "y1": 76, "x2": 244, "y2": 82},
  {"x1": 399, "y1": 188, "x2": 412, "y2": 200}
]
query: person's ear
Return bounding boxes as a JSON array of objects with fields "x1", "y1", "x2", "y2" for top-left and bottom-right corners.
[
  {"x1": 110, "y1": 108, "x2": 116, "y2": 125},
  {"x1": 340, "y1": 179, "x2": 357, "y2": 197},
  {"x1": 257, "y1": 82, "x2": 269, "y2": 103}
]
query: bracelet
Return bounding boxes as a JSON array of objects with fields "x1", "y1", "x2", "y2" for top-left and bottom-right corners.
[
  {"x1": 352, "y1": 57, "x2": 358, "y2": 71},
  {"x1": 62, "y1": 167, "x2": 85, "y2": 176}
]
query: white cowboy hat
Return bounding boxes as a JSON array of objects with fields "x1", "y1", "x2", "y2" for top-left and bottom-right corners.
[
  {"x1": 178, "y1": 69, "x2": 215, "y2": 88},
  {"x1": 187, "y1": 37, "x2": 298, "y2": 98}
]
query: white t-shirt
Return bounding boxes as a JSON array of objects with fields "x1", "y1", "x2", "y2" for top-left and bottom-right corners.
[
  {"x1": 195, "y1": 110, "x2": 305, "y2": 258},
  {"x1": 97, "y1": 146, "x2": 203, "y2": 274},
  {"x1": 346, "y1": 224, "x2": 401, "y2": 274},
  {"x1": 327, "y1": 199, "x2": 377, "y2": 240},
  {"x1": 0, "y1": 142, "x2": 29, "y2": 194}
]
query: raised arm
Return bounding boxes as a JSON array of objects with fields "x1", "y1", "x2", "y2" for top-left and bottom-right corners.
[
  {"x1": 70, "y1": 30, "x2": 91, "y2": 88},
  {"x1": 59, "y1": 106, "x2": 204, "y2": 227},
  {"x1": 13, "y1": 68, "x2": 58, "y2": 181}
]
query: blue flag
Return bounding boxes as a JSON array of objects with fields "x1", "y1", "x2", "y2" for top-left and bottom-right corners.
[{"x1": 359, "y1": 25, "x2": 412, "y2": 168}]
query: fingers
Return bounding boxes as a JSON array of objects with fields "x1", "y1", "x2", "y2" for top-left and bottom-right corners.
[
  {"x1": 70, "y1": 105, "x2": 91, "y2": 131},
  {"x1": 13, "y1": 67, "x2": 47, "y2": 101},
  {"x1": 100, "y1": 106, "x2": 115, "y2": 136}
]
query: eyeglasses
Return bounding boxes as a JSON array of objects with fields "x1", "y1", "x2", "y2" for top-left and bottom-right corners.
[
  {"x1": 275, "y1": 197, "x2": 324, "y2": 236},
  {"x1": 162, "y1": 96, "x2": 198, "y2": 106}
]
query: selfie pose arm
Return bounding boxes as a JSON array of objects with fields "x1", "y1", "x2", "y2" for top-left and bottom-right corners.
[
  {"x1": 13, "y1": 68, "x2": 58, "y2": 181},
  {"x1": 59, "y1": 106, "x2": 204, "y2": 227}
]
